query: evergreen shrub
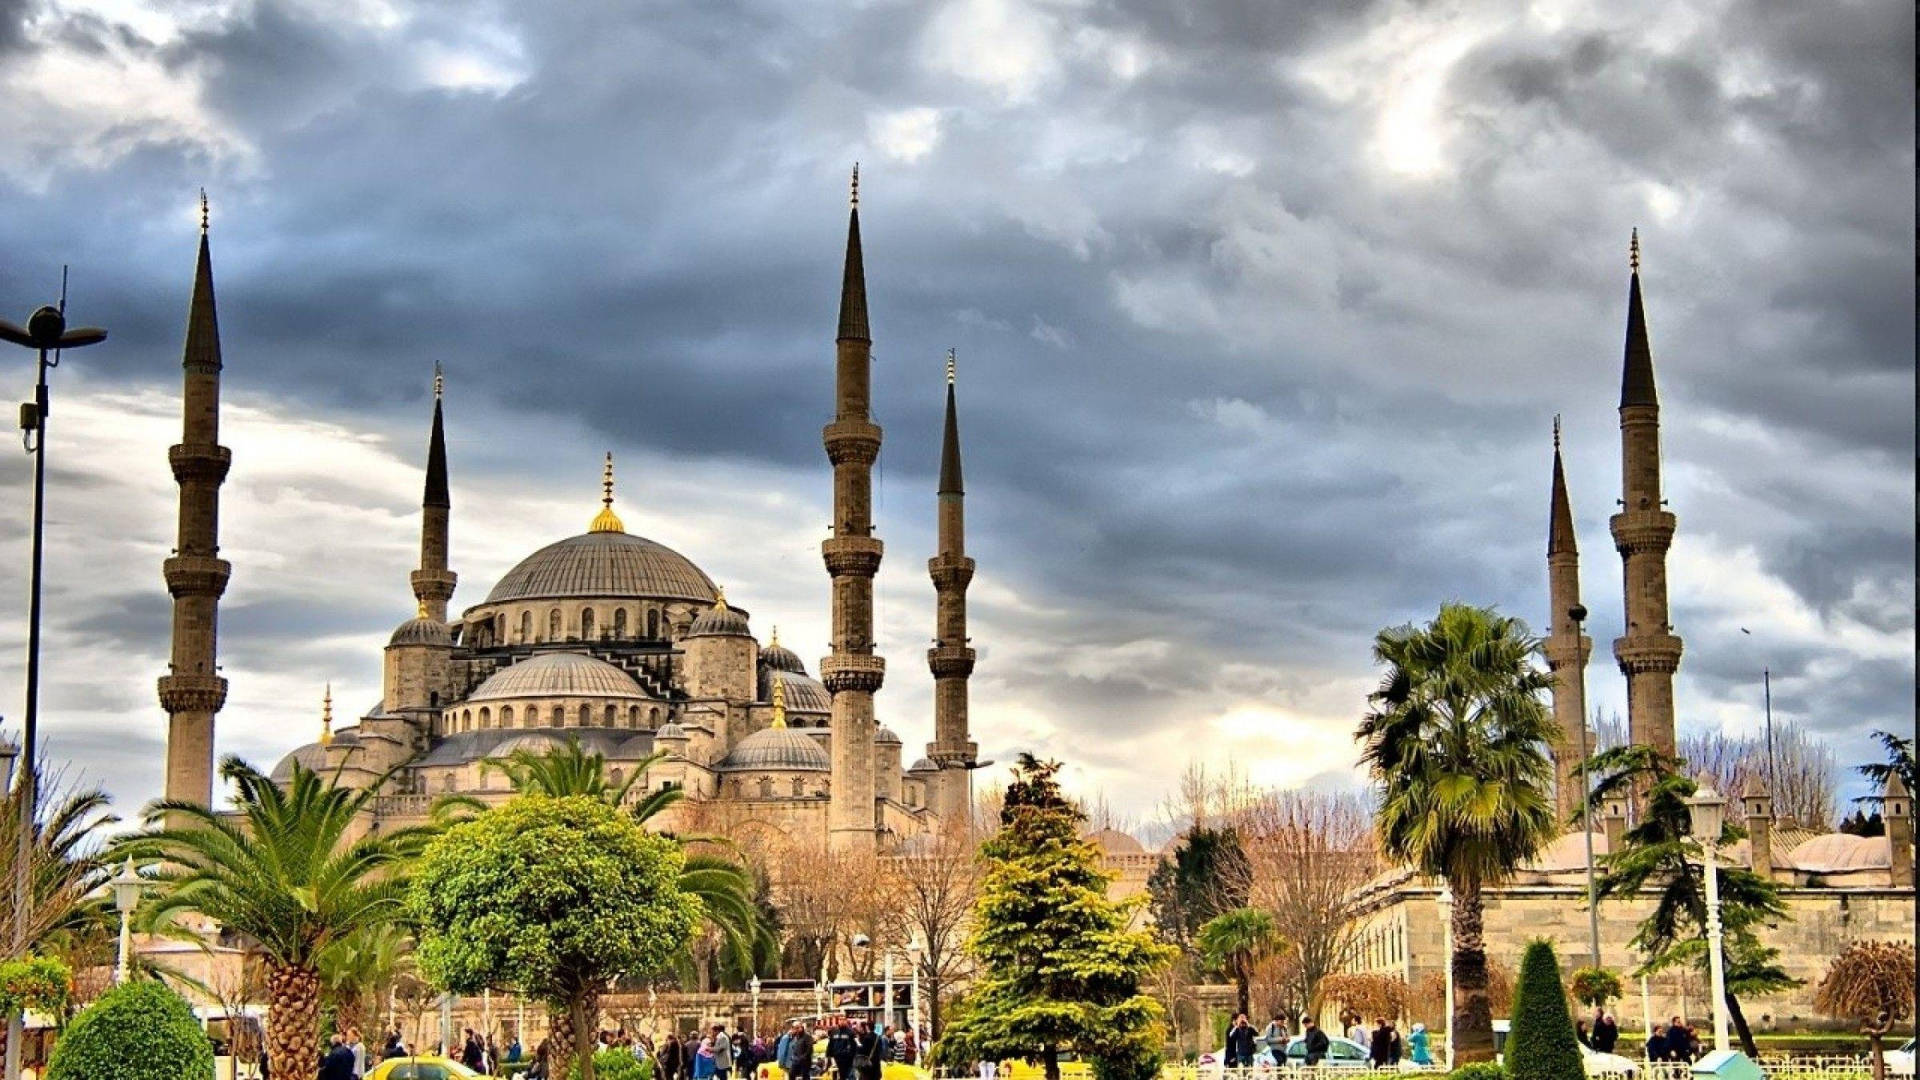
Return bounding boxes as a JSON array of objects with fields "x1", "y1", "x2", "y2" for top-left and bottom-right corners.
[
  {"x1": 1448, "y1": 1063, "x2": 1506, "y2": 1080},
  {"x1": 1508, "y1": 940, "x2": 1584, "y2": 1080},
  {"x1": 46, "y1": 980, "x2": 215, "y2": 1080}
]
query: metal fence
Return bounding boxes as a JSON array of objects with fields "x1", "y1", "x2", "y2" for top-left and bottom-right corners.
[{"x1": 921, "y1": 1056, "x2": 1889, "y2": 1080}]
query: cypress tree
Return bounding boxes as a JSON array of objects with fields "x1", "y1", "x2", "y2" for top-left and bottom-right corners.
[{"x1": 1508, "y1": 940, "x2": 1584, "y2": 1080}]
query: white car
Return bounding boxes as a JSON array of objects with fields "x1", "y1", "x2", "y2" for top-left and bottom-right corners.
[
  {"x1": 1198, "y1": 1036, "x2": 1382, "y2": 1072},
  {"x1": 1885, "y1": 1038, "x2": 1915, "y2": 1077},
  {"x1": 1491, "y1": 1020, "x2": 1638, "y2": 1079}
]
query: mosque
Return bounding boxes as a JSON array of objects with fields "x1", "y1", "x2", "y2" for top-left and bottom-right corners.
[{"x1": 155, "y1": 175, "x2": 979, "y2": 850}]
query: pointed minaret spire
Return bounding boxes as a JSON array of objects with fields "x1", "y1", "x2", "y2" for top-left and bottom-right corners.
[
  {"x1": 1544, "y1": 416, "x2": 1590, "y2": 821},
  {"x1": 770, "y1": 671, "x2": 788, "y2": 730},
  {"x1": 319, "y1": 683, "x2": 334, "y2": 747},
  {"x1": 1611, "y1": 231, "x2": 1683, "y2": 786},
  {"x1": 823, "y1": 169, "x2": 885, "y2": 852},
  {"x1": 411, "y1": 366, "x2": 457, "y2": 622},
  {"x1": 590, "y1": 452, "x2": 625, "y2": 533},
  {"x1": 928, "y1": 350, "x2": 978, "y2": 829},
  {"x1": 159, "y1": 193, "x2": 233, "y2": 811}
]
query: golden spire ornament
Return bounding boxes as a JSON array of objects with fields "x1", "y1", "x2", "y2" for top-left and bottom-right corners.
[
  {"x1": 1629, "y1": 228, "x2": 1641, "y2": 273},
  {"x1": 199, "y1": 188, "x2": 209, "y2": 234},
  {"x1": 850, "y1": 163, "x2": 860, "y2": 209},
  {"x1": 589, "y1": 452, "x2": 625, "y2": 533},
  {"x1": 946, "y1": 347, "x2": 956, "y2": 385},
  {"x1": 713, "y1": 586, "x2": 729, "y2": 612},
  {"x1": 433, "y1": 360, "x2": 444, "y2": 400},
  {"x1": 770, "y1": 669, "x2": 788, "y2": 728},
  {"x1": 319, "y1": 683, "x2": 334, "y2": 746},
  {"x1": 1553, "y1": 413, "x2": 1562, "y2": 452}
]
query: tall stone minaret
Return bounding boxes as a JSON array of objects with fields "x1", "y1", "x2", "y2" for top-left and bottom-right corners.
[
  {"x1": 1543, "y1": 417, "x2": 1591, "y2": 823},
  {"x1": 926, "y1": 350, "x2": 978, "y2": 829},
  {"x1": 410, "y1": 365, "x2": 457, "y2": 623},
  {"x1": 822, "y1": 166, "x2": 884, "y2": 852},
  {"x1": 1610, "y1": 230, "x2": 1682, "y2": 767},
  {"x1": 157, "y1": 193, "x2": 231, "y2": 809}
]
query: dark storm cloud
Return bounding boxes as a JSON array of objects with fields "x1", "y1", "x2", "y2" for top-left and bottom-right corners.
[{"x1": 0, "y1": 0, "x2": 1908, "y2": 812}]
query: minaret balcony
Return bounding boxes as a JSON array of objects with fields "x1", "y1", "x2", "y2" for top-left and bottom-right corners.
[
  {"x1": 158, "y1": 672, "x2": 229, "y2": 713},
  {"x1": 928, "y1": 554, "x2": 975, "y2": 590},
  {"x1": 822, "y1": 535, "x2": 884, "y2": 577},
  {"x1": 927, "y1": 645, "x2": 976, "y2": 679},
  {"x1": 1608, "y1": 509, "x2": 1676, "y2": 555},
  {"x1": 410, "y1": 568, "x2": 458, "y2": 601},
  {"x1": 820, "y1": 654, "x2": 886, "y2": 693},
  {"x1": 1542, "y1": 635, "x2": 1591, "y2": 669},
  {"x1": 1612, "y1": 634, "x2": 1683, "y2": 675},
  {"x1": 163, "y1": 555, "x2": 231, "y2": 598},
  {"x1": 168, "y1": 442, "x2": 232, "y2": 484},
  {"x1": 822, "y1": 420, "x2": 882, "y2": 466},
  {"x1": 929, "y1": 742, "x2": 978, "y2": 767}
]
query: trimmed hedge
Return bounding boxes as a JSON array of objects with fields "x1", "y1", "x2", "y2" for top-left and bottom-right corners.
[
  {"x1": 1508, "y1": 941, "x2": 1584, "y2": 1080},
  {"x1": 568, "y1": 1049, "x2": 655, "y2": 1080},
  {"x1": 1447, "y1": 1063, "x2": 1506, "y2": 1080},
  {"x1": 46, "y1": 981, "x2": 215, "y2": 1080}
]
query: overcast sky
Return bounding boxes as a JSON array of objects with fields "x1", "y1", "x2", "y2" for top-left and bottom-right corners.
[{"x1": 0, "y1": 0, "x2": 1909, "y2": 830}]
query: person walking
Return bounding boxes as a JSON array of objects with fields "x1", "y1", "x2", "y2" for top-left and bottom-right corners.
[
  {"x1": 854, "y1": 1021, "x2": 884, "y2": 1080},
  {"x1": 1592, "y1": 1011, "x2": 1619, "y2": 1054},
  {"x1": 1346, "y1": 1013, "x2": 1368, "y2": 1049},
  {"x1": 1301, "y1": 1017, "x2": 1330, "y2": 1067},
  {"x1": 782, "y1": 1021, "x2": 815, "y2": 1080},
  {"x1": 695, "y1": 1035, "x2": 719, "y2": 1080},
  {"x1": 712, "y1": 1024, "x2": 736, "y2": 1080},
  {"x1": 320, "y1": 1034, "x2": 357, "y2": 1080},
  {"x1": 827, "y1": 1017, "x2": 857, "y2": 1080},
  {"x1": 898, "y1": 1027, "x2": 918, "y2": 1067},
  {"x1": 1407, "y1": 1023, "x2": 1432, "y2": 1066},
  {"x1": 1664, "y1": 1017, "x2": 1693, "y2": 1063},
  {"x1": 1259, "y1": 1015, "x2": 1288, "y2": 1061},
  {"x1": 1577, "y1": 1020, "x2": 1591, "y2": 1048},
  {"x1": 1645, "y1": 1025, "x2": 1667, "y2": 1062},
  {"x1": 1369, "y1": 1018, "x2": 1395, "y2": 1068},
  {"x1": 1225, "y1": 1013, "x2": 1258, "y2": 1070}
]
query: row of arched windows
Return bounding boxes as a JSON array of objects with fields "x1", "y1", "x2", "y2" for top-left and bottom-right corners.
[
  {"x1": 727, "y1": 776, "x2": 821, "y2": 799},
  {"x1": 469, "y1": 606, "x2": 670, "y2": 648},
  {"x1": 442, "y1": 701, "x2": 666, "y2": 734}
]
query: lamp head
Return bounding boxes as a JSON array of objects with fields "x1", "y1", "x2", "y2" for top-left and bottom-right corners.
[
  {"x1": 1685, "y1": 779, "x2": 1727, "y2": 844},
  {"x1": 1568, "y1": 604, "x2": 1588, "y2": 623},
  {"x1": 27, "y1": 305, "x2": 64, "y2": 348},
  {"x1": 852, "y1": 933, "x2": 871, "y2": 949}
]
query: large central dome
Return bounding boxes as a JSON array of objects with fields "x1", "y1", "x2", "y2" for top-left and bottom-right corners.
[{"x1": 484, "y1": 531, "x2": 718, "y2": 605}]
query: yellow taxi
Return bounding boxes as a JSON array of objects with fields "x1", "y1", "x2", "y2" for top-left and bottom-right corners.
[
  {"x1": 365, "y1": 1055, "x2": 484, "y2": 1080},
  {"x1": 758, "y1": 1059, "x2": 930, "y2": 1080}
]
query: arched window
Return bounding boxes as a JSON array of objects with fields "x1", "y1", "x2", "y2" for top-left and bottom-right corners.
[
  {"x1": 462, "y1": 709, "x2": 472, "y2": 731},
  {"x1": 649, "y1": 706, "x2": 662, "y2": 727},
  {"x1": 581, "y1": 608, "x2": 595, "y2": 640},
  {"x1": 442, "y1": 772, "x2": 455, "y2": 792},
  {"x1": 500, "y1": 705, "x2": 514, "y2": 727},
  {"x1": 604, "y1": 704, "x2": 617, "y2": 726},
  {"x1": 609, "y1": 767, "x2": 623, "y2": 790},
  {"x1": 548, "y1": 609, "x2": 561, "y2": 640},
  {"x1": 758, "y1": 777, "x2": 774, "y2": 798},
  {"x1": 553, "y1": 705, "x2": 567, "y2": 728},
  {"x1": 519, "y1": 611, "x2": 532, "y2": 642},
  {"x1": 478, "y1": 707, "x2": 491, "y2": 729},
  {"x1": 614, "y1": 608, "x2": 628, "y2": 637},
  {"x1": 647, "y1": 609, "x2": 659, "y2": 639},
  {"x1": 579, "y1": 704, "x2": 592, "y2": 727},
  {"x1": 791, "y1": 777, "x2": 805, "y2": 797},
  {"x1": 628, "y1": 706, "x2": 641, "y2": 727}
]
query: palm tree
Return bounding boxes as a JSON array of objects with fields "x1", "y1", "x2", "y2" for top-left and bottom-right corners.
[
  {"x1": 1355, "y1": 602, "x2": 1559, "y2": 1064},
  {"x1": 483, "y1": 739, "x2": 773, "y2": 983},
  {"x1": 123, "y1": 756, "x2": 445, "y2": 1075},
  {"x1": 1196, "y1": 906, "x2": 1283, "y2": 1018},
  {"x1": 318, "y1": 921, "x2": 416, "y2": 1036},
  {"x1": 0, "y1": 763, "x2": 117, "y2": 956}
]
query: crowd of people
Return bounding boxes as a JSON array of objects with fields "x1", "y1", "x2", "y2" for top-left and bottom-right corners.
[
  {"x1": 1220, "y1": 1011, "x2": 1434, "y2": 1070},
  {"x1": 1641, "y1": 1016, "x2": 1705, "y2": 1063}
]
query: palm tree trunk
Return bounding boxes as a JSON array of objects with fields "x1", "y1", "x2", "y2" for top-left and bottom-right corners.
[
  {"x1": 267, "y1": 963, "x2": 323, "y2": 1080},
  {"x1": 571, "y1": 994, "x2": 598, "y2": 1080},
  {"x1": 1449, "y1": 878, "x2": 1496, "y2": 1064},
  {"x1": 1236, "y1": 969, "x2": 1252, "y2": 1019},
  {"x1": 550, "y1": 1007, "x2": 577, "y2": 1079}
]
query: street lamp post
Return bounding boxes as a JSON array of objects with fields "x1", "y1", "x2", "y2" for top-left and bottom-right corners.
[
  {"x1": 1437, "y1": 886, "x2": 1454, "y2": 1070},
  {"x1": 882, "y1": 950, "x2": 894, "y2": 1035},
  {"x1": 1569, "y1": 604, "x2": 1601, "y2": 971},
  {"x1": 907, "y1": 944, "x2": 923, "y2": 1041},
  {"x1": 110, "y1": 859, "x2": 142, "y2": 985},
  {"x1": 1, "y1": 300, "x2": 107, "y2": 1080},
  {"x1": 750, "y1": 975, "x2": 761, "y2": 1042},
  {"x1": 1685, "y1": 781, "x2": 1731, "y2": 1054}
]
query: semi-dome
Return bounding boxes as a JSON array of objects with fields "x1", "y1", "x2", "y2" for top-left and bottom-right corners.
[
  {"x1": 483, "y1": 531, "x2": 718, "y2": 605},
  {"x1": 1084, "y1": 827, "x2": 1147, "y2": 856},
  {"x1": 657, "y1": 722, "x2": 688, "y2": 740},
  {"x1": 614, "y1": 733, "x2": 658, "y2": 759},
  {"x1": 688, "y1": 595, "x2": 751, "y2": 638},
  {"x1": 719, "y1": 726, "x2": 831, "y2": 772},
  {"x1": 760, "y1": 640, "x2": 806, "y2": 674},
  {"x1": 467, "y1": 652, "x2": 649, "y2": 702},
  {"x1": 876, "y1": 725, "x2": 902, "y2": 745},
  {"x1": 489, "y1": 732, "x2": 569, "y2": 758},
  {"x1": 767, "y1": 669, "x2": 830, "y2": 714},
  {"x1": 271, "y1": 742, "x2": 329, "y2": 781},
  {"x1": 908, "y1": 757, "x2": 938, "y2": 773},
  {"x1": 389, "y1": 616, "x2": 452, "y2": 647}
]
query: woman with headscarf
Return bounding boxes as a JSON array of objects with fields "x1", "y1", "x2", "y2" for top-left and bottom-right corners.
[{"x1": 1407, "y1": 1023, "x2": 1432, "y2": 1066}]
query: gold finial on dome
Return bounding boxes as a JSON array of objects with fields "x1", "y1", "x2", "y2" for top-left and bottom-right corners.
[
  {"x1": 713, "y1": 586, "x2": 729, "y2": 612},
  {"x1": 416, "y1": 599, "x2": 428, "y2": 619},
  {"x1": 319, "y1": 683, "x2": 334, "y2": 746},
  {"x1": 770, "y1": 624, "x2": 779, "y2": 647},
  {"x1": 946, "y1": 347, "x2": 956, "y2": 386},
  {"x1": 1629, "y1": 228, "x2": 1640, "y2": 273},
  {"x1": 770, "y1": 670, "x2": 787, "y2": 729},
  {"x1": 589, "y1": 451, "x2": 625, "y2": 533}
]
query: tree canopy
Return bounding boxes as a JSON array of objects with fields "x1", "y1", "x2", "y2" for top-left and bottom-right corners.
[{"x1": 939, "y1": 755, "x2": 1174, "y2": 1080}]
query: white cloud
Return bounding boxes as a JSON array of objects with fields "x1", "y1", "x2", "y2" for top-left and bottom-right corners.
[{"x1": 868, "y1": 108, "x2": 944, "y2": 164}]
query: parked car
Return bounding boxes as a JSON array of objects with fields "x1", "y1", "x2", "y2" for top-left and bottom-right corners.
[
  {"x1": 1491, "y1": 1021, "x2": 1638, "y2": 1079},
  {"x1": 1885, "y1": 1037, "x2": 1915, "y2": 1077},
  {"x1": 366, "y1": 1056, "x2": 483, "y2": 1080},
  {"x1": 1199, "y1": 1036, "x2": 1377, "y2": 1072}
]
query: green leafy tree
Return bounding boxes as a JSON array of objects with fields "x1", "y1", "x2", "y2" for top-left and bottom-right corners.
[
  {"x1": 1568, "y1": 967, "x2": 1623, "y2": 1008},
  {"x1": 1355, "y1": 603, "x2": 1560, "y2": 1064},
  {"x1": 939, "y1": 755, "x2": 1175, "y2": 1080},
  {"x1": 124, "y1": 757, "x2": 441, "y2": 1076},
  {"x1": 0, "y1": 956, "x2": 70, "y2": 1019},
  {"x1": 1195, "y1": 907, "x2": 1283, "y2": 1018},
  {"x1": 485, "y1": 738, "x2": 772, "y2": 983},
  {"x1": 1854, "y1": 731, "x2": 1916, "y2": 809},
  {"x1": 1507, "y1": 941, "x2": 1581, "y2": 1080},
  {"x1": 1586, "y1": 745, "x2": 1797, "y2": 1057},
  {"x1": 1145, "y1": 825, "x2": 1250, "y2": 949},
  {"x1": 45, "y1": 980, "x2": 215, "y2": 1080},
  {"x1": 409, "y1": 795, "x2": 702, "y2": 1080}
]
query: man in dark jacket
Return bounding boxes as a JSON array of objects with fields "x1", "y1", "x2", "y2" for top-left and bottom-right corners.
[
  {"x1": 1225, "y1": 1013, "x2": 1258, "y2": 1069},
  {"x1": 1592, "y1": 1011, "x2": 1619, "y2": 1054},
  {"x1": 826, "y1": 1017, "x2": 857, "y2": 1080},
  {"x1": 853, "y1": 1021, "x2": 884, "y2": 1080},
  {"x1": 1301, "y1": 1017, "x2": 1330, "y2": 1066},
  {"x1": 782, "y1": 1022, "x2": 815, "y2": 1080},
  {"x1": 319, "y1": 1035, "x2": 357, "y2": 1080},
  {"x1": 1664, "y1": 1018, "x2": 1694, "y2": 1062},
  {"x1": 1645, "y1": 1025, "x2": 1668, "y2": 1062}
]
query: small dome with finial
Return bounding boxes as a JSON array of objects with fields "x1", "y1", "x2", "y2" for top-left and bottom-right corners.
[
  {"x1": 688, "y1": 588, "x2": 751, "y2": 637},
  {"x1": 589, "y1": 452, "x2": 624, "y2": 534},
  {"x1": 760, "y1": 626, "x2": 806, "y2": 674},
  {"x1": 390, "y1": 602, "x2": 452, "y2": 646}
]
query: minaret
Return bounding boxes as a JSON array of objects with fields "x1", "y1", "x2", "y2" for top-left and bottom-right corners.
[
  {"x1": 157, "y1": 192, "x2": 231, "y2": 809},
  {"x1": 1609, "y1": 230, "x2": 1683, "y2": 768},
  {"x1": 1544, "y1": 417, "x2": 1591, "y2": 823},
  {"x1": 319, "y1": 684, "x2": 334, "y2": 747},
  {"x1": 821, "y1": 165, "x2": 885, "y2": 852},
  {"x1": 410, "y1": 364, "x2": 457, "y2": 623},
  {"x1": 926, "y1": 350, "x2": 978, "y2": 828}
]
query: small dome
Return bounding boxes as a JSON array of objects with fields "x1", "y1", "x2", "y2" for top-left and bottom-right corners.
[
  {"x1": 657, "y1": 722, "x2": 688, "y2": 740},
  {"x1": 389, "y1": 616, "x2": 453, "y2": 647},
  {"x1": 1084, "y1": 827, "x2": 1146, "y2": 855},
  {"x1": 484, "y1": 531, "x2": 717, "y2": 605},
  {"x1": 614, "y1": 733, "x2": 658, "y2": 759},
  {"x1": 1787, "y1": 833, "x2": 1891, "y2": 873},
  {"x1": 467, "y1": 652, "x2": 648, "y2": 702},
  {"x1": 908, "y1": 757, "x2": 938, "y2": 773},
  {"x1": 1524, "y1": 831, "x2": 1612, "y2": 872},
  {"x1": 271, "y1": 742, "x2": 329, "y2": 782},
  {"x1": 761, "y1": 641, "x2": 806, "y2": 674},
  {"x1": 876, "y1": 726, "x2": 902, "y2": 745},
  {"x1": 688, "y1": 596, "x2": 751, "y2": 638},
  {"x1": 719, "y1": 726, "x2": 831, "y2": 772},
  {"x1": 763, "y1": 669, "x2": 830, "y2": 714}
]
